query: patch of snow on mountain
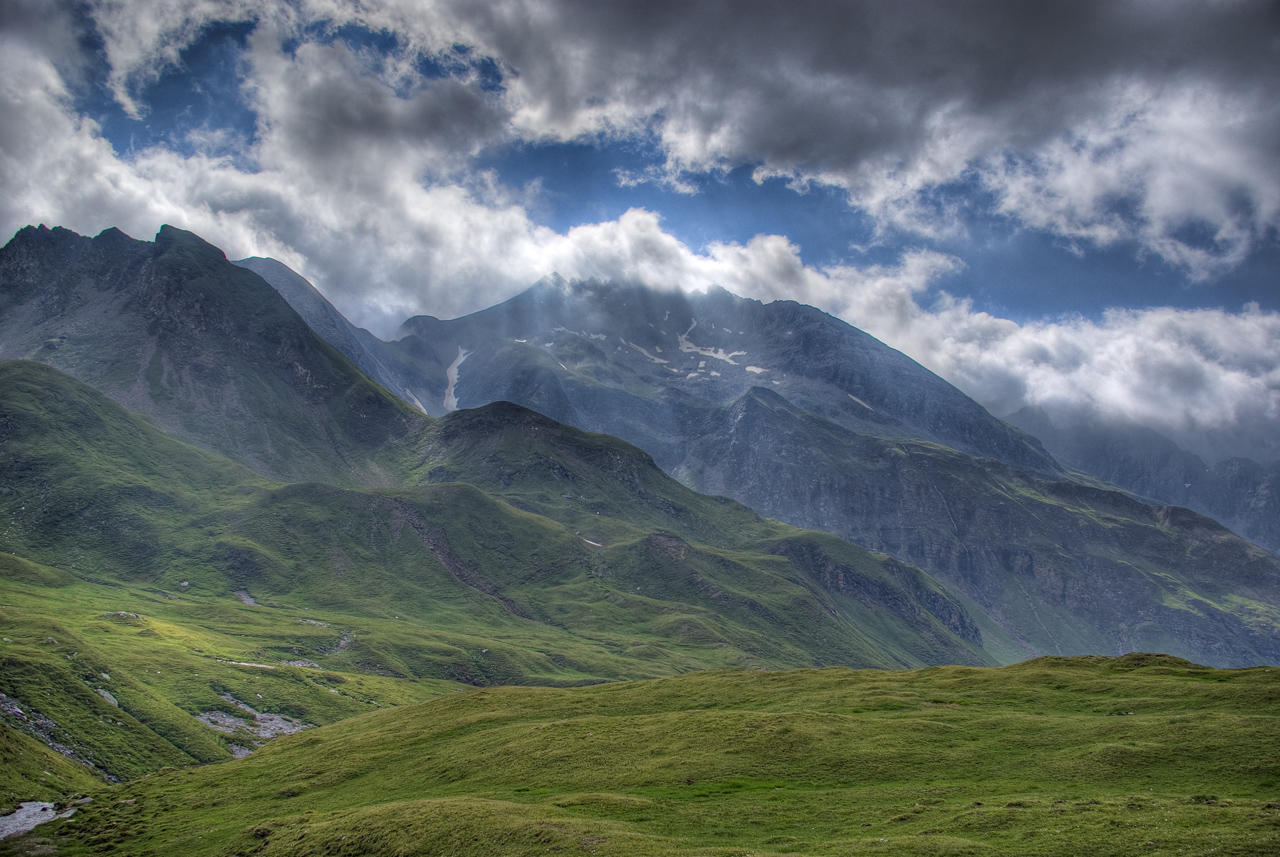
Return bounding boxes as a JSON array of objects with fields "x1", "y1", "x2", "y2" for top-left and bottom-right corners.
[
  {"x1": 847, "y1": 392, "x2": 875, "y2": 411},
  {"x1": 677, "y1": 321, "x2": 746, "y2": 365},
  {"x1": 444, "y1": 346, "x2": 471, "y2": 412},
  {"x1": 622, "y1": 339, "x2": 669, "y2": 365},
  {"x1": 404, "y1": 389, "x2": 428, "y2": 414}
]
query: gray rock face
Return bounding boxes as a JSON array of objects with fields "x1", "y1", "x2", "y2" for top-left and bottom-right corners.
[
  {"x1": 1009, "y1": 407, "x2": 1280, "y2": 556},
  {"x1": 396, "y1": 279, "x2": 1060, "y2": 476}
]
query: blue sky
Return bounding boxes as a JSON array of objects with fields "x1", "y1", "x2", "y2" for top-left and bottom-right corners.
[{"x1": 2, "y1": 0, "x2": 1277, "y2": 460}]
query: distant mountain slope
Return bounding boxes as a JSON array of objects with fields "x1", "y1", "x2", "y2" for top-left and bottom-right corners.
[
  {"x1": 234, "y1": 256, "x2": 437, "y2": 415},
  {"x1": 1, "y1": 359, "x2": 986, "y2": 673},
  {"x1": 251, "y1": 270, "x2": 1277, "y2": 666},
  {"x1": 0, "y1": 360, "x2": 992, "y2": 779},
  {"x1": 398, "y1": 279, "x2": 1060, "y2": 476},
  {"x1": 0, "y1": 225, "x2": 420, "y2": 484},
  {"x1": 1009, "y1": 406, "x2": 1280, "y2": 555},
  {"x1": 7, "y1": 229, "x2": 1278, "y2": 668}
]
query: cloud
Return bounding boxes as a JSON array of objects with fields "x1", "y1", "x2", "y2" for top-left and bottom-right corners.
[
  {"x1": 3, "y1": 0, "x2": 1277, "y2": 463},
  {"x1": 445, "y1": 0, "x2": 1280, "y2": 274},
  {"x1": 63, "y1": 0, "x2": 1280, "y2": 276},
  {"x1": 811, "y1": 263, "x2": 1280, "y2": 464}
]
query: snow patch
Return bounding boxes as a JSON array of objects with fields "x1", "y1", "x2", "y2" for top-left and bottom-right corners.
[
  {"x1": 403, "y1": 389, "x2": 429, "y2": 414},
  {"x1": 847, "y1": 392, "x2": 875, "y2": 411},
  {"x1": 677, "y1": 321, "x2": 746, "y2": 365},
  {"x1": 745, "y1": 366, "x2": 767, "y2": 374},
  {"x1": 622, "y1": 339, "x2": 669, "y2": 365},
  {"x1": 443, "y1": 346, "x2": 472, "y2": 412},
  {"x1": 581, "y1": 537, "x2": 603, "y2": 547}
]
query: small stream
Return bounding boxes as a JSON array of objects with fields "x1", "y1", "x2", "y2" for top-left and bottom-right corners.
[{"x1": 0, "y1": 801, "x2": 76, "y2": 840}]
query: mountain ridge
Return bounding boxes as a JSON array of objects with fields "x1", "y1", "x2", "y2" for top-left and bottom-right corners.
[
  {"x1": 239, "y1": 259, "x2": 1280, "y2": 667},
  {"x1": 3, "y1": 225, "x2": 1278, "y2": 670},
  {"x1": 0, "y1": 224, "x2": 422, "y2": 485}
]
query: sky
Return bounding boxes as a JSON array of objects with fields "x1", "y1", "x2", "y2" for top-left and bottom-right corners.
[{"x1": 1, "y1": 0, "x2": 1278, "y2": 462}]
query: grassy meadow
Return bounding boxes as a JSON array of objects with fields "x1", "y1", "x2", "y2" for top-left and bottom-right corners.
[{"x1": 3, "y1": 655, "x2": 1276, "y2": 856}]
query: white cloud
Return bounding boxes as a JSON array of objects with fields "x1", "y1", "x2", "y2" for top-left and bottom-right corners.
[
  {"x1": 3, "y1": 0, "x2": 1277, "y2": 463},
  {"x1": 816, "y1": 262, "x2": 1280, "y2": 464}
]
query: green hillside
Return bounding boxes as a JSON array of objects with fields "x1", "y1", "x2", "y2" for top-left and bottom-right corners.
[
  {"x1": 1, "y1": 360, "x2": 988, "y2": 792},
  {"x1": 9, "y1": 657, "x2": 1278, "y2": 856}
]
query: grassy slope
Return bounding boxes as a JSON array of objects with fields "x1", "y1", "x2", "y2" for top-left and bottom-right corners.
[
  {"x1": 10, "y1": 656, "x2": 1277, "y2": 856},
  {"x1": 0, "y1": 361, "x2": 988, "y2": 795}
]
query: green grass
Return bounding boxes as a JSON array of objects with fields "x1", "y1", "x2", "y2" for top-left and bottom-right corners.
[
  {"x1": 9, "y1": 656, "x2": 1278, "y2": 856},
  {"x1": 0, "y1": 360, "x2": 995, "y2": 797}
]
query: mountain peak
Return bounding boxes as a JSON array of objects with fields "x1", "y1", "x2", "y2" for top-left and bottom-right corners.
[{"x1": 154, "y1": 224, "x2": 227, "y2": 262}]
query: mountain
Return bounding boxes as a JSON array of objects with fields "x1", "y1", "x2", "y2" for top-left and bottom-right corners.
[
  {"x1": 253, "y1": 273, "x2": 1280, "y2": 667},
  {"x1": 0, "y1": 225, "x2": 420, "y2": 485},
  {"x1": 0, "y1": 357, "x2": 992, "y2": 782},
  {"x1": 4, "y1": 227, "x2": 1278, "y2": 672},
  {"x1": 24, "y1": 657, "x2": 1280, "y2": 857},
  {"x1": 1009, "y1": 406, "x2": 1280, "y2": 556},
  {"x1": 399, "y1": 279, "x2": 1060, "y2": 476}
]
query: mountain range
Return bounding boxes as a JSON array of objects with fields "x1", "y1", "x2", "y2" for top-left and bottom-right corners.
[
  {"x1": 1, "y1": 223, "x2": 1278, "y2": 853},
  {"x1": 238, "y1": 249, "x2": 1280, "y2": 666},
  {"x1": 1, "y1": 225, "x2": 997, "y2": 790},
  {"x1": 1008, "y1": 406, "x2": 1280, "y2": 555},
  {"x1": 1, "y1": 225, "x2": 1276, "y2": 673}
]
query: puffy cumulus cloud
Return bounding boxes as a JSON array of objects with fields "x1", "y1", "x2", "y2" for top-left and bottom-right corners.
[
  {"x1": 819, "y1": 265, "x2": 1280, "y2": 464},
  {"x1": 242, "y1": 23, "x2": 511, "y2": 182},
  {"x1": 445, "y1": 0, "x2": 1280, "y2": 275},
  {"x1": 85, "y1": 0, "x2": 268, "y2": 117},
  {"x1": 980, "y1": 83, "x2": 1280, "y2": 280},
  {"x1": 63, "y1": 0, "x2": 1280, "y2": 277}
]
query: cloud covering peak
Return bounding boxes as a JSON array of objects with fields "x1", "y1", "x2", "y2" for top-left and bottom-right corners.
[{"x1": 2, "y1": 0, "x2": 1277, "y2": 461}]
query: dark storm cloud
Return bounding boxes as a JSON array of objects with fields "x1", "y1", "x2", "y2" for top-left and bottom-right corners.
[
  {"x1": 442, "y1": 0, "x2": 1280, "y2": 272},
  {"x1": 3, "y1": 0, "x2": 1277, "y2": 458},
  {"x1": 459, "y1": 0, "x2": 1278, "y2": 163},
  {"x1": 252, "y1": 38, "x2": 510, "y2": 174}
]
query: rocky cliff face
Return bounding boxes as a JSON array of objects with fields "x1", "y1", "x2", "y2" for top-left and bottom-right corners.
[{"x1": 396, "y1": 279, "x2": 1060, "y2": 476}]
